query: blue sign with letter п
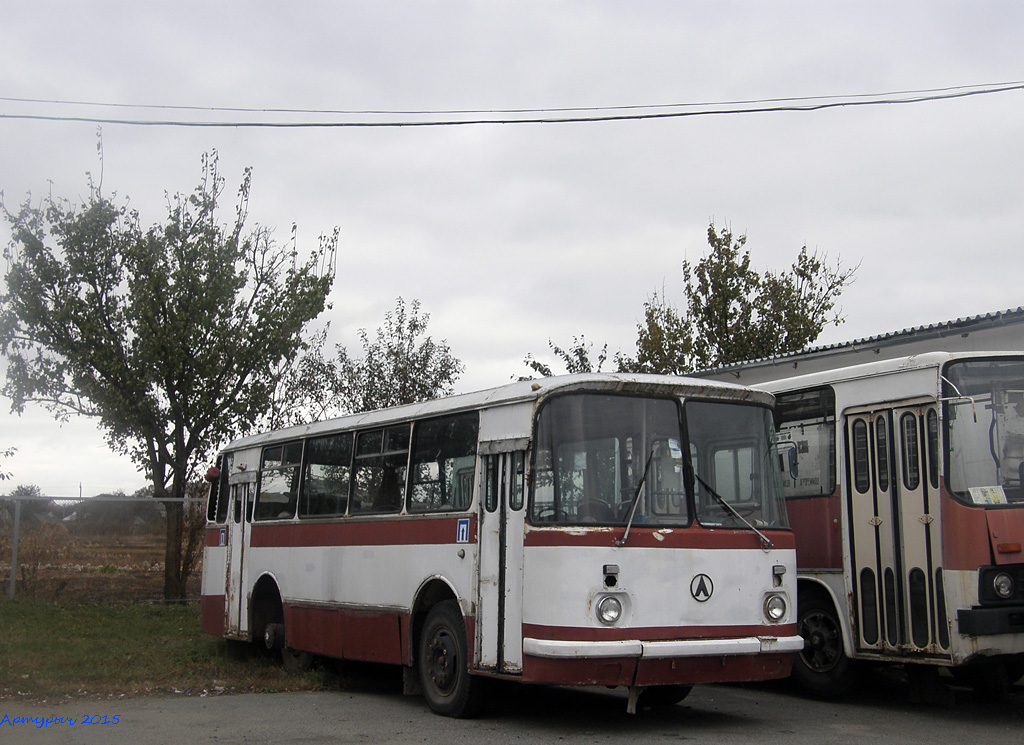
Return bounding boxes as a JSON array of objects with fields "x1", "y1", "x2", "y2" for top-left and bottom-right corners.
[{"x1": 456, "y1": 518, "x2": 470, "y2": 544}]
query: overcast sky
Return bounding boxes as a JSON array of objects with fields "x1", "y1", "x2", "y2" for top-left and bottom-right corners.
[{"x1": 2, "y1": 2, "x2": 1022, "y2": 497}]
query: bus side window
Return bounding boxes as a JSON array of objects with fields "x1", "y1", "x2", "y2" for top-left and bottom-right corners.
[
  {"x1": 409, "y1": 412, "x2": 480, "y2": 513},
  {"x1": 352, "y1": 426, "x2": 409, "y2": 515},
  {"x1": 773, "y1": 387, "x2": 836, "y2": 499},
  {"x1": 300, "y1": 432, "x2": 353, "y2": 518},
  {"x1": 254, "y1": 442, "x2": 303, "y2": 520}
]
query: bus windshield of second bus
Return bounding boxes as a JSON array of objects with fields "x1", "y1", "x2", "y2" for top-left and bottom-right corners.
[
  {"x1": 943, "y1": 357, "x2": 1024, "y2": 505},
  {"x1": 529, "y1": 392, "x2": 789, "y2": 530}
]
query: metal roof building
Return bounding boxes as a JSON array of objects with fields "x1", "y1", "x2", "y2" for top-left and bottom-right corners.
[{"x1": 693, "y1": 306, "x2": 1024, "y2": 386}]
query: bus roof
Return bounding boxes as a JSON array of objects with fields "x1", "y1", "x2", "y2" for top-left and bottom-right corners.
[
  {"x1": 755, "y1": 350, "x2": 1024, "y2": 394},
  {"x1": 222, "y1": 372, "x2": 772, "y2": 452}
]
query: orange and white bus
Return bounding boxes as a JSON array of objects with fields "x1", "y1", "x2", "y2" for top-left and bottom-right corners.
[
  {"x1": 763, "y1": 352, "x2": 1024, "y2": 696},
  {"x1": 201, "y1": 373, "x2": 800, "y2": 716}
]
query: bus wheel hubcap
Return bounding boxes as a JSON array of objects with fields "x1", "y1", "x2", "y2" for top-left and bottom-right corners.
[{"x1": 428, "y1": 631, "x2": 457, "y2": 692}]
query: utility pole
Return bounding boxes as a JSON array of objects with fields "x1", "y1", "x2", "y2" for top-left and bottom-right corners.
[{"x1": 7, "y1": 498, "x2": 21, "y2": 600}]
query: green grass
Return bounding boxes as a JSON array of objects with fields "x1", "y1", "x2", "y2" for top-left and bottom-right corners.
[{"x1": 0, "y1": 601, "x2": 333, "y2": 701}]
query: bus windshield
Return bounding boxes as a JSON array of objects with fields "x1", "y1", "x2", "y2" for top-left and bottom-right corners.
[
  {"x1": 530, "y1": 393, "x2": 788, "y2": 529},
  {"x1": 688, "y1": 400, "x2": 789, "y2": 529},
  {"x1": 944, "y1": 358, "x2": 1024, "y2": 506}
]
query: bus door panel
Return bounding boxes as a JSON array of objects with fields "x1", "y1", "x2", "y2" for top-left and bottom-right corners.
[
  {"x1": 477, "y1": 449, "x2": 526, "y2": 674},
  {"x1": 845, "y1": 403, "x2": 944, "y2": 657},
  {"x1": 846, "y1": 412, "x2": 892, "y2": 652},
  {"x1": 224, "y1": 481, "x2": 252, "y2": 638},
  {"x1": 872, "y1": 410, "x2": 901, "y2": 651},
  {"x1": 890, "y1": 404, "x2": 943, "y2": 653}
]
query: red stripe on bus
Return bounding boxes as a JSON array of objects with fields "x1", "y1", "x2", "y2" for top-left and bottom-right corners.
[
  {"x1": 249, "y1": 515, "x2": 478, "y2": 548},
  {"x1": 523, "y1": 527, "x2": 795, "y2": 550},
  {"x1": 522, "y1": 622, "x2": 797, "y2": 642},
  {"x1": 632, "y1": 652, "x2": 793, "y2": 686},
  {"x1": 284, "y1": 603, "x2": 405, "y2": 665},
  {"x1": 282, "y1": 601, "x2": 476, "y2": 668},
  {"x1": 200, "y1": 594, "x2": 225, "y2": 636},
  {"x1": 786, "y1": 487, "x2": 843, "y2": 569}
]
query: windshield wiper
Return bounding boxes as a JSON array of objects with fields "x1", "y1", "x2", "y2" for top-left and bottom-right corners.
[
  {"x1": 615, "y1": 449, "x2": 656, "y2": 547},
  {"x1": 693, "y1": 472, "x2": 774, "y2": 550}
]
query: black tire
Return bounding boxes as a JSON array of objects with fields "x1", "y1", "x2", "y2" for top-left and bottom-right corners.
[
  {"x1": 260, "y1": 610, "x2": 312, "y2": 674},
  {"x1": 1008, "y1": 657, "x2": 1024, "y2": 686},
  {"x1": 953, "y1": 659, "x2": 1019, "y2": 702},
  {"x1": 282, "y1": 646, "x2": 314, "y2": 675},
  {"x1": 793, "y1": 592, "x2": 857, "y2": 698},
  {"x1": 637, "y1": 685, "x2": 692, "y2": 708},
  {"x1": 418, "y1": 600, "x2": 484, "y2": 718}
]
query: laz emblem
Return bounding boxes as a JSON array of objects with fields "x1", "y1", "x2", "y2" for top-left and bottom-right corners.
[{"x1": 690, "y1": 573, "x2": 714, "y2": 602}]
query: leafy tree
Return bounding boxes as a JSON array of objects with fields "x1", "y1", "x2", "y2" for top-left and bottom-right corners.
[
  {"x1": 522, "y1": 335, "x2": 610, "y2": 378},
  {"x1": 1, "y1": 484, "x2": 47, "y2": 528},
  {"x1": 335, "y1": 297, "x2": 463, "y2": 413},
  {"x1": 625, "y1": 286, "x2": 693, "y2": 375},
  {"x1": 264, "y1": 325, "x2": 345, "y2": 430},
  {"x1": 629, "y1": 221, "x2": 856, "y2": 373},
  {"x1": 7, "y1": 483, "x2": 42, "y2": 499},
  {"x1": 264, "y1": 298, "x2": 464, "y2": 427},
  {"x1": 0, "y1": 153, "x2": 336, "y2": 599}
]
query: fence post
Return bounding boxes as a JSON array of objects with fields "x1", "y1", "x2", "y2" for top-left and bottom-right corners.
[{"x1": 7, "y1": 499, "x2": 21, "y2": 600}]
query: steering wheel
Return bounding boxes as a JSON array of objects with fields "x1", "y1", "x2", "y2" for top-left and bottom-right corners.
[{"x1": 534, "y1": 507, "x2": 569, "y2": 522}]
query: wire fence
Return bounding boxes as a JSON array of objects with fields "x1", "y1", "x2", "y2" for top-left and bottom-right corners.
[{"x1": 1, "y1": 494, "x2": 206, "y2": 602}]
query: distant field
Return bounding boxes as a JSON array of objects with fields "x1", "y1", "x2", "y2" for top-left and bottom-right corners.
[
  {"x1": 1, "y1": 528, "x2": 200, "y2": 604},
  {"x1": 0, "y1": 601, "x2": 343, "y2": 701},
  {"x1": 2, "y1": 523, "x2": 380, "y2": 703}
]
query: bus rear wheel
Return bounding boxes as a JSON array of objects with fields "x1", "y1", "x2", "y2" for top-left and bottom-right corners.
[
  {"x1": 418, "y1": 600, "x2": 484, "y2": 718},
  {"x1": 793, "y1": 593, "x2": 856, "y2": 698},
  {"x1": 282, "y1": 646, "x2": 313, "y2": 675}
]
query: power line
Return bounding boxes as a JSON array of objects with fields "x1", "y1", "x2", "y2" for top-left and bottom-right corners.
[
  {"x1": 3, "y1": 81, "x2": 1020, "y2": 116},
  {"x1": 1, "y1": 81, "x2": 1021, "y2": 129}
]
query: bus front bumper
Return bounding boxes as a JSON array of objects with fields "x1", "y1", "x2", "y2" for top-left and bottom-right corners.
[
  {"x1": 522, "y1": 634, "x2": 804, "y2": 659},
  {"x1": 958, "y1": 606, "x2": 1024, "y2": 636},
  {"x1": 519, "y1": 634, "x2": 802, "y2": 687}
]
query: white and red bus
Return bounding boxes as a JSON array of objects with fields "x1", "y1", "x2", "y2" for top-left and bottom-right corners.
[
  {"x1": 202, "y1": 373, "x2": 800, "y2": 716},
  {"x1": 762, "y1": 352, "x2": 1024, "y2": 696}
]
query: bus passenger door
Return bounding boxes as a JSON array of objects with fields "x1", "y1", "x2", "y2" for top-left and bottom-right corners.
[
  {"x1": 845, "y1": 402, "x2": 945, "y2": 657},
  {"x1": 477, "y1": 449, "x2": 526, "y2": 674},
  {"x1": 890, "y1": 404, "x2": 945, "y2": 654},
  {"x1": 224, "y1": 480, "x2": 253, "y2": 638},
  {"x1": 846, "y1": 410, "x2": 896, "y2": 653}
]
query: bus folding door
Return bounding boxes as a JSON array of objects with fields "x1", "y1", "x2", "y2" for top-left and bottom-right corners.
[
  {"x1": 477, "y1": 450, "x2": 526, "y2": 674},
  {"x1": 845, "y1": 402, "x2": 947, "y2": 658}
]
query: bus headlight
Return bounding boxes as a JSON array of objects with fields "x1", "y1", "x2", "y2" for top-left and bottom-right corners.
[
  {"x1": 764, "y1": 594, "x2": 787, "y2": 622},
  {"x1": 596, "y1": 595, "x2": 624, "y2": 625},
  {"x1": 993, "y1": 572, "x2": 1015, "y2": 599}
]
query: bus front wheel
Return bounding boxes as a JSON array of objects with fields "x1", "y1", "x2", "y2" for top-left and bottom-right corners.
[
  {"x1": 793, "y1": 593, "x2": 857, "y2": 698},
  {"x1": 418, "y1": 600, "x2": 484, "y2": 718},
  {"x1": 637, "y1": 684, "x2": 692, "y2": 708}
]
